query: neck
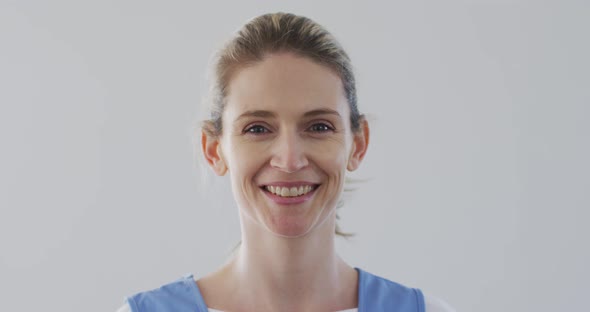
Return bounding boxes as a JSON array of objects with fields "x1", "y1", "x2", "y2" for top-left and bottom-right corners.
[{"x1": 223, "y1": 210, "x2": 357, "y2": 311}]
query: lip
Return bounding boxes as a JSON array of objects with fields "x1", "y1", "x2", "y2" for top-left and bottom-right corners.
[
  {"x1": 259, "y1": 181, "x2": 319, "y2": 188},
  {"x1": 260, "y1": 182, "x2": 320, "y2": 205}
]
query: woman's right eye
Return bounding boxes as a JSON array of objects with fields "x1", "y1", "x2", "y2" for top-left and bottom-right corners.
[{"x1": 244, "y1": 125, "x2": 269, "y2": 134}]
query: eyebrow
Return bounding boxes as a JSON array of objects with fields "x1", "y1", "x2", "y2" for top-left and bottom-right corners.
[
  {"x1": 235, "y1": 110, "x2": 277, "y2": 122},
  {"x1": 303, "y1": 108, "x2": 341, "y2": 118},
  {"x1": 235, "y1": 108, "x2": 341, "y2": 122}
]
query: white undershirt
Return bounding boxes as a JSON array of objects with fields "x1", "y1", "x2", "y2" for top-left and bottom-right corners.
[{"x1": 116, "y1": 291, "x2": 456, "y2": 312}]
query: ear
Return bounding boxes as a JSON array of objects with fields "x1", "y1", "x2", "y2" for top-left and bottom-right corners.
[
  {"x1": 201, "y1": 130, "x2": 228, "y2": 176},
  {"x1": 347, "y1": 117, "x2": 370, "y2": 171}
]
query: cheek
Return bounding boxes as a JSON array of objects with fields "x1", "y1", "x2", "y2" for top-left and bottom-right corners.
[
  {"x1": 223, "y1": 138, "x2": 269, "y2": 196},
  {"x1": 224, "y1": 137, "x2": 266, "y2": 172},
  {"x1": 313, "y1": 152, "x2": 346, "y2": 176},
  {"x1": 308, "y1": 138, "x2": 349, "y2": 170}
]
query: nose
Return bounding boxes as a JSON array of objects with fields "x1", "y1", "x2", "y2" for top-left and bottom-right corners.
[{"x1": 269, "y1": 130, "x2": 309, "y2": 173}]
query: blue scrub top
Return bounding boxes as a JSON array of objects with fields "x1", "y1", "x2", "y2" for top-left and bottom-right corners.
[{"x1": 127, "y1": 267, "x2": 425, "y2": 312}]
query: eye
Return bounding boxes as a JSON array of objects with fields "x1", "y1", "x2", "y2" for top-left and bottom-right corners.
[
  {"x1": 244, "y1": 124, "x2": 270, "y2": 135},
  {"x1": 308, "y1": 122, "x2": 334, "y2": 133}
]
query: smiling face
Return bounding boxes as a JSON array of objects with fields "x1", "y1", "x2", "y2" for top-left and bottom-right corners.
[{"x1": 203, "y1": 52, "x2": 368, "y2": 238}]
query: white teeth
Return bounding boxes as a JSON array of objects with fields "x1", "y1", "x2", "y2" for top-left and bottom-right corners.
[
  {"x1": 265, "y1": 185, "x2": 315, "y2": 197},
  {"x1": 280, "y1": 187, "x2": 288, "y2": 197}
]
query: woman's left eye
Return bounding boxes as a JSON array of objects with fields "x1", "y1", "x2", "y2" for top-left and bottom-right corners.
[
  {"x1": 244, "y1": 125, "x2": 269, "y2": 134},
  {"x1": 308, "y1": 123, "x2": 334, "y2": 133}
]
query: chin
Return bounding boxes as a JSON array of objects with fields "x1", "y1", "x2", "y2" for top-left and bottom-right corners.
[{"x1": 266, "y1": 216, "x2": 315, "y2": 238}]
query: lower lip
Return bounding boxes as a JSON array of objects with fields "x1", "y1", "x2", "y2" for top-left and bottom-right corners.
[{"x1": 262, "y1": 186, "x2": 318, "y2": 205}]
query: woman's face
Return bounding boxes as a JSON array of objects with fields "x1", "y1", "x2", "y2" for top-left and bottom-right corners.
[{"x1": 206, "y1": 52, "x2": 368, "y2": 238}]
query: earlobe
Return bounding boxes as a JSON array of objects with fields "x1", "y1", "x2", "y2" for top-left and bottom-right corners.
[
  {"x1": 347, "y1": 118, "x2": 370, "y2": 172},
  {"x1": 201, "y1": 130, "x2": 228, "y2": 176}
]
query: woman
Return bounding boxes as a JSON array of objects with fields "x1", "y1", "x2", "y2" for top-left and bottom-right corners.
[{"x1": 118, "y1": 12, "x2": 454, "y2": 312}]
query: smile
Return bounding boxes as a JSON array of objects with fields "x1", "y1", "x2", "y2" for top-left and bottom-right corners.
[
  {"x1": 260, "y1": 183, "x2": 320, "y2": 205},
  {"x1": 264, "y1": 185, "x2": 317, "y2": 197}
]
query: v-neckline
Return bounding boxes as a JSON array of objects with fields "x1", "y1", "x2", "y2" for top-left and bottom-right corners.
[{"x1": 187, "y1": 267, "x2": 365, "y2": 312}]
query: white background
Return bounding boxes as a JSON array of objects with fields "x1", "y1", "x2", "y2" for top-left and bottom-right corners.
[{"x1": 1, "y1": 1, "x2": 588, "y2": 311}]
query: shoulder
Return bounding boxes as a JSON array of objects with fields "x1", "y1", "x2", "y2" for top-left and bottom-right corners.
[
  {"x1": 122, "y1": 275, "x2": 207, "y2": 312},
  {"x1": 357, "y1": 268, "x2": 424, "y2": 310},
  {"x1": 357, "y1": 268, "x2": 456, "y2": 312},
  {"x1": 423, "y1": 293, "x2": 456, "y2": 312}
]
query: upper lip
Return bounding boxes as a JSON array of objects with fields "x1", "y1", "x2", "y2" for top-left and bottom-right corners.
[{"x1": 259, "y1": 181, "x2": 320, "y2": 187}]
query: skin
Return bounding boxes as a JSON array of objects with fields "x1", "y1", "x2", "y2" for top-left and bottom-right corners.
[{"x1": 201, "y1": 52, "x2": 370, "y2": 312}]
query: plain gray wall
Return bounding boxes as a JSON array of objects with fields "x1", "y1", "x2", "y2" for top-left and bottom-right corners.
[{"x1": 1, "y1": 1, "x2": 588, "y2": 311}]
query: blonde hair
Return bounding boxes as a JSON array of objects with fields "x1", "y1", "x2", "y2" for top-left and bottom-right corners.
[{"x1": 203, "y1": 12, "x2": 362, "y2": 238}]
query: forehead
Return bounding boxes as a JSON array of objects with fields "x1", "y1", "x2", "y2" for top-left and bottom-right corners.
[{"x1": 224, "y1": 53, "x2": 349, "y2": 119}]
